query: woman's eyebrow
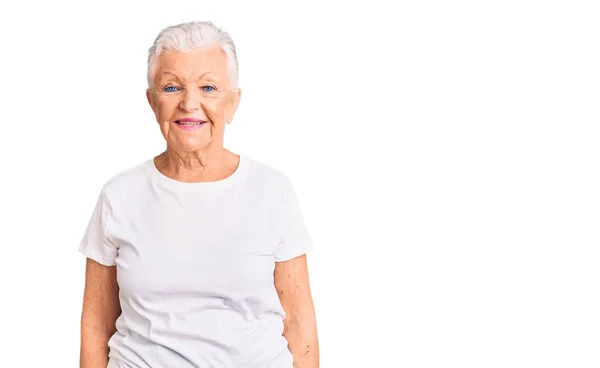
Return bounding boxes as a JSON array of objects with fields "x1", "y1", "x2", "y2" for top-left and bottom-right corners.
[
  {"x1": 159, "y1": 71, "x2": 181, "y2": 81},
  {"x1": 197, "y1": 72, "x2": 219, "y2": 81}
]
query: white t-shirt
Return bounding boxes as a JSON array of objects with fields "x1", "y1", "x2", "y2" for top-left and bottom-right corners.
[{"x1": 79, "y1": 154, "x2": 315, "y2": 368}]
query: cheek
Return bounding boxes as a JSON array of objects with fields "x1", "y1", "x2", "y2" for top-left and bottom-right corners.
[
  {"x1": 203, "y1": 99, "x2": 227, "y2": 121},
  {"x1": 155, "y1": 99, "x2": 178, "y2": 121}
]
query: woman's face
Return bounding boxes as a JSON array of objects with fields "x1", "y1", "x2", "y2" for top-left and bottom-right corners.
[{"x1": 146, "y1": 46, "x2": 241, "y2": 153}]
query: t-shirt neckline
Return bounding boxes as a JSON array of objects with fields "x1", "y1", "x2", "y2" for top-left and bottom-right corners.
[{"x1": 147, "y1": 154, "x2": 248, "y2": 191}]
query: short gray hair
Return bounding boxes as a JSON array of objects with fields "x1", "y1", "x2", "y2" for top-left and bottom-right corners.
[{"x1": 147, "y1": 21, "x2": 239, "y2": 90}]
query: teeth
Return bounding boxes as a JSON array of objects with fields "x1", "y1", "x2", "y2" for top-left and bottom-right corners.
[{"x1": 178, "y1": 121, "x2": 203, "y2": 125}]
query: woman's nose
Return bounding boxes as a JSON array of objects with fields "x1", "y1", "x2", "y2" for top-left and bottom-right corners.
[{"x1": 179, "y1": 88, "x2": 202, "y2": 112}]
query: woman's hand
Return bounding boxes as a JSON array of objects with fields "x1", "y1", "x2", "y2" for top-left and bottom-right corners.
[{"x1": 80, "y1": 258, "x2": 121, "y2": 368}]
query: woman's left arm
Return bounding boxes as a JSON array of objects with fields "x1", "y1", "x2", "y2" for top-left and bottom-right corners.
[{"x1": 274, "y1": 254, "x2": 320, "y2": 368}]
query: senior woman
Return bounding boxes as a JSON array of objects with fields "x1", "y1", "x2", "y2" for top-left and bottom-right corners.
[{"x1": 79, "y1": 21, "x2": 319, "y2": 368}]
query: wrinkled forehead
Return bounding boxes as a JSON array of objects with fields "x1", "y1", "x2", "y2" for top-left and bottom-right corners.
[{"x1": 153, "y1": 46, "x2": 230, "y2": 86}]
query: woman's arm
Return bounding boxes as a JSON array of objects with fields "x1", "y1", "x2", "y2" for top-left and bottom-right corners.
[
  {"x1": 274, "y1": 254, "x2": 319, "y2": 368},
  {"x1": 80, "y1": 258, "x2": 121, "y2": 368}
]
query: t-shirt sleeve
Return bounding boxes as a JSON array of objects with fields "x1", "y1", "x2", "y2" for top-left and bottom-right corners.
[
  {"x1": 78, "y1": 188, "x2": 118, "y2": 266},
  {"x1": 274, "y1": 175, "x2": 315, "y2": 262}
]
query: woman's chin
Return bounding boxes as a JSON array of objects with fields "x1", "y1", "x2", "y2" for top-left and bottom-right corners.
[{"x1": 167, "y1": 136, "x2": 209, "y2": 151}]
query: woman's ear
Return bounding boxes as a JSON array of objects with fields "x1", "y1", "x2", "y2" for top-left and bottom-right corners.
[
  {"x1": 146, "y1": 89, "x2": 154, "y2": 110},
  {"x1": 225, "y1": 88, "x2": 242, "y2": 123}
]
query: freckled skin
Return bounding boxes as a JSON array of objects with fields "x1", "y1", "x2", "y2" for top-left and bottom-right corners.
[
  {"x1": 274, "y1": 255, "x2": 320, "y2": 367},
  {"x1": 80, "y1": 259, "x2": 120, "y2": 368}
]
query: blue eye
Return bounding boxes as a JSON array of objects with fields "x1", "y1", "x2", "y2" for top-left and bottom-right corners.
[
  {"x1": 202, "y1": 85, "x2": 216, "y2": 92},
  {"x1": 164, "y1": 85, "x2": 179, "y2": 93}
]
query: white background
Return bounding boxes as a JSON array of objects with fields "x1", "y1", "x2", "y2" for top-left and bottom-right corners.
[{"x1": 0, "y1": 0, "x2": 598, "y2": 367}]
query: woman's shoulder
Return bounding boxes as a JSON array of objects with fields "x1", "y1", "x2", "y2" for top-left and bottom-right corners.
[
  {"x1": 97, "y1": 158, "x2": 153, "y2": 199},
  {"x1": 243, "y1": 155, "x2": 291, "y2": 185}
]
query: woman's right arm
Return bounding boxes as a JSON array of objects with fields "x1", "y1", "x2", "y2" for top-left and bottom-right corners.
[{"x1": 80, "y1": 258, "x2": 121, "y2": 368}]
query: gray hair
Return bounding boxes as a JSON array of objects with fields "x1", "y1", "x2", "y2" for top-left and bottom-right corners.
[{"x1": 147, "y1": 21, "x2": 239, "y2": 90}]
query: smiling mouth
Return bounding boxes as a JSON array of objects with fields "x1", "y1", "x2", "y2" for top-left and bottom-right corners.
[{"x1": 175, "y1": 120, "x2": 206, "y2": 126}]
